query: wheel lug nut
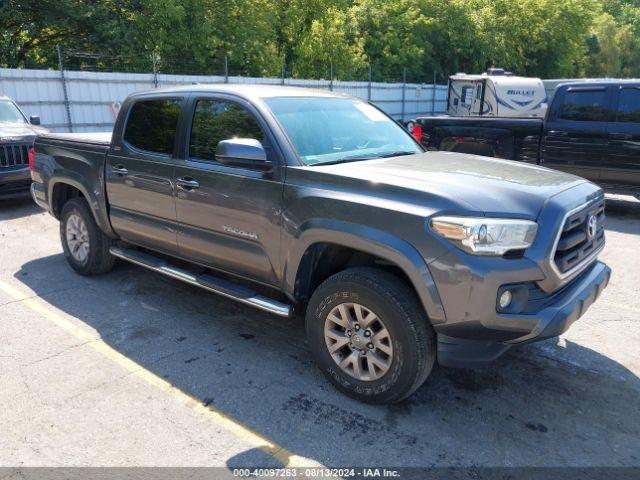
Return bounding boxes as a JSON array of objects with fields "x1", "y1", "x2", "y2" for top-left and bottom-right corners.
[
  {"x1": 364, "y1": 330, "x2": 371, "y2": 337},
  {"x1": 360, "y1": 350, "x2": 366, "y2": 355},
  {"x1": 346, "y1": 330, "x2": 352, "y2": 337},
  {"x1": 354, "y1": 324, "x2": 360, "y2": 331},
  {"x1": 367, "y1": 343, "x2": 374, "y2": 349}
]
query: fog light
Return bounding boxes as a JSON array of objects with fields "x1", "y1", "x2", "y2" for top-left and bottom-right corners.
[{"x1": 499, "y1": 290, "x2": 513, "y2": 309}]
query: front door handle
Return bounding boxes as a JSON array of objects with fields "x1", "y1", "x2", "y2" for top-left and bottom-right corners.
[
  {"x1": 176, "y1": 176, "x2": 200, "y2": 190},
  {"x1": 548, "y1": 130, "x2": 568, "y2": 137},
  {"x1": 112, "y1": 165, "x2": 128, "y2": 175},
  {"x1": 608, "y1": 132, "x2": 632, "y2": 140}
]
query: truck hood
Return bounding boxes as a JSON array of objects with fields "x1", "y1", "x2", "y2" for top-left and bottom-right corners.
[
  {"x1": 300, "y1": 151, "x2": 589, "y2": 219},
  {"x1": 0, "y1": 122, "x2": 48, "y2": 142}
]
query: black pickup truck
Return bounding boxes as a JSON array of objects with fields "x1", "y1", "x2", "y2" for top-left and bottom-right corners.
[
  {"x1": 410, "y1": 80, "x2": 640, "y2": 198},
  {"x1": 0, "y1": 95, "x2": 46, "y2": 199},
  {"x1": 31, "y1": 85, "x2": 610, "y2": 403}
]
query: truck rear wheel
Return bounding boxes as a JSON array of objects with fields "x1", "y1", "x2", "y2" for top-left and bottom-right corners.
[
  {"x1": 305, "y1": 267, "x2": 435, "y2": 404},
  {"x1": 60, "y1": 198, "x2": 115, "y2": 276}
]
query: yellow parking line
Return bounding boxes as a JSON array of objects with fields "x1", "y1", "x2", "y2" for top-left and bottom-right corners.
[{"x1": 0, "y1": 280, "x2": 320, "y2": 468}]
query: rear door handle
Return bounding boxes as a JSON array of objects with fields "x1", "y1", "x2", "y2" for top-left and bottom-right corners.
[
  {"x1": 176, "y1": 176, "x2": 200, "y2": 190},
  {"x1": 112, "y1": 165, "x2": 128, "y2": 175},
  {"x1": 608, "y1": 132, "x2": 632, "y2": 140}
]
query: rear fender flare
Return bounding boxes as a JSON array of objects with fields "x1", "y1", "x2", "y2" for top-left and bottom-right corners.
[{"x1": 48, "y1": 174, "x2": 116, "y2": 238}]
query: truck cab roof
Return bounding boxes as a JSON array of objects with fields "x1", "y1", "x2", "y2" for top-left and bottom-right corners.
[
  {"x1": 556, "y1": 79, "x2": 640, "y2": 88},
  {"x1": 128, "y1": 84, "x2": 351, "y2": 102}
]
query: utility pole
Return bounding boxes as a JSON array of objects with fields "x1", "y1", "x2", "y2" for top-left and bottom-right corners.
[
  {"x1": 367, "y1": 64, "x2": 372, "y2": 102},
  {"x1": 224, "y1": 55, "x2": 229, "y2": 83},
  {"x1": 152, "y1": 52, "x2": 159, "y2": 88},
  {"x1": 329, "y1": 62, "x2": 333, "y2": 91},
  {"x1": 56, "y1": 45, "x2": 73, "y2": 133},
  {"x1": 431, "y1": 71, "x2": 437, "y2": 115},
  {"x1": 401, "y1": 67, "x2": 407, "y2": 121}
]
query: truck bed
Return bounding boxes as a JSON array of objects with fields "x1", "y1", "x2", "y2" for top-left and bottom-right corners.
[
  {"x1": 32, "y1": 131, "x2": 113, "y2": 232},
  {"x1": 415, "y1": 116, "x2": 543, "y2": 163},
  {"x1": 37, "y1": 131, "x2": 113, "y2": 147}
]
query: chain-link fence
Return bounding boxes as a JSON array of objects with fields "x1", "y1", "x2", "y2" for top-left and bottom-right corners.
[{"x1": 1, "y1": 47, "x2": 448, "y2": 133}]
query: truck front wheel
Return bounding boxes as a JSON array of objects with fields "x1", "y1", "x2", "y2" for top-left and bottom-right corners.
[
  {"x1": 305, "y1": 267, "x2": 435, "y2": 404},
  {"x1": 60, "y1": 198, "x2": 115, "y2": 276}
]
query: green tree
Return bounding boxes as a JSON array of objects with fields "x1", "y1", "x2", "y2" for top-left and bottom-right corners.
[
  {"x1": 347, "y1": 0, "x2": 434, "y2": 82},
  {"x1": 292, "y1": 7, "x2": 366, "y2": 79},
  {"x1": 2, "y1": 0, "x2": 640, "y2": 80},
  {"x1": 586, "y1": 12, "x2": 640, "y2": 77},
  {"x1": 469, "y1": 0, "x2": 599, "y2": 78},
  {"x1": 0, "y1": 0, "x2": 105, "y2": 68},
  {"x1": 270, "y1": 0, "x2": 351, "y2": 74},
  {"x1": 203, "y1": 0, "x2": 282, "y2": 76}
]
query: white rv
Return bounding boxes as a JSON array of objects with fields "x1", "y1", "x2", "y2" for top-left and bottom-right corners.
[{"x1": 447, "y1": 69, "x2": 548, "y2": 118}]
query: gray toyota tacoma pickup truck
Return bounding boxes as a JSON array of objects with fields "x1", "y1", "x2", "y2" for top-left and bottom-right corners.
[{"x1": 31, "y1": 85, "x2": 611, "y2": 403}]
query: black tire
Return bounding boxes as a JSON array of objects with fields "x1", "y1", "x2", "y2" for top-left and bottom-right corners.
[
  {"x1": 305, "y1": 267, "x2": 435, "y2": 404},
  {"x1": 60, "y1": 197, "x2": 116, "y2": 276}
]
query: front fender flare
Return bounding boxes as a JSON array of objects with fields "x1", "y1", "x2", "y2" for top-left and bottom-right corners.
[{"x1": 284, "y1": 219, "x2": 446, "y2": 324}]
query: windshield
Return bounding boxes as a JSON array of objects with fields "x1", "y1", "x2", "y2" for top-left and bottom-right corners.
[
  {"x1": 263, "y1": 97, "x2": 422, "y2": 165},
  {"x1": 0, "y1": 100, "x2": 26, "y2": 124}
]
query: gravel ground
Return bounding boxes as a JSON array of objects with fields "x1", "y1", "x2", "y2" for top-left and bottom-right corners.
[{"x1": 0, "y1": 195, "x2": 638, "y2": 469}]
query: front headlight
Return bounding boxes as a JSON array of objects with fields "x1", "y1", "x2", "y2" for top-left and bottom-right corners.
[{"x1": 430, "y1": 216, "x2": 538, "y2": 256}]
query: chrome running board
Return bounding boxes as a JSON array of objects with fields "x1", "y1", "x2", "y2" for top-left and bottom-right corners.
[{"x1": 109, "y1": 246, "x2": 293, "y2": 318}]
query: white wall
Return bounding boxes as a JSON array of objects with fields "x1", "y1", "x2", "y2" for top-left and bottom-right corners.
[{"x1": 0, "y1": 68, "x2": 448, "y2": 133}]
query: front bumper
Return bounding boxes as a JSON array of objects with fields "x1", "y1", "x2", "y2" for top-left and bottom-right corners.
[
  {"x1": 0, "y1": 166, "x2": 31, "y2": 199},
  {"x1": 437, "y1": 261, "x2": 611, "y2": 368}
]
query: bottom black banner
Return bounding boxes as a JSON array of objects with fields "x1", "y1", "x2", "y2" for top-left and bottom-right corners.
[{"x1": 1, "y1": 467, "x2": 639, "y2": 480}]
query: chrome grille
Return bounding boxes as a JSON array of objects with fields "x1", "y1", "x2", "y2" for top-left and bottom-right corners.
[
  {"x1": 0, "y1": 144, "x2": 30, "y2": 168},
  {"x1": 553, "y1": 199, "x2": 606, "y2": 275}
]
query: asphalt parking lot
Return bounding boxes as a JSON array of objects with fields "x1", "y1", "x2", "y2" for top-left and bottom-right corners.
[{"x1": 1, "y1": 196, "x2": 639, "y2": 469}]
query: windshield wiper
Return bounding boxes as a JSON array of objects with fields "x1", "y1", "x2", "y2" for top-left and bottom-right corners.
[
  {"x1": 310, "y1": 150, "x2": 419, "y2": 167},
  {"x1": 309, "y1": 154, "x2": 376, "y2": 166},
  {"x1": 376, "y1": 150, "x2": 418, "y2": 158}
]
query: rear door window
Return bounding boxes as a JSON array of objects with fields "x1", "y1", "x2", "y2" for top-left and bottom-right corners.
[
  {"x1": 616, "y1": 88, "x2": 640, "y2": 123},
  {"x1": 559, "y1": 90, "x2": 610, "y2": 122},
  {"x1": 123, "y1": 99, "x2": 181, "y2": 155}
]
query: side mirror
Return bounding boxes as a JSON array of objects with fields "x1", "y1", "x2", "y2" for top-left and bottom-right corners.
[
  {"x1": 30, "y1": 115, "x2": 41, "y2": 125},
  {"x1": 215, "y1": 138, "x2": 271, "y2": 170}
]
